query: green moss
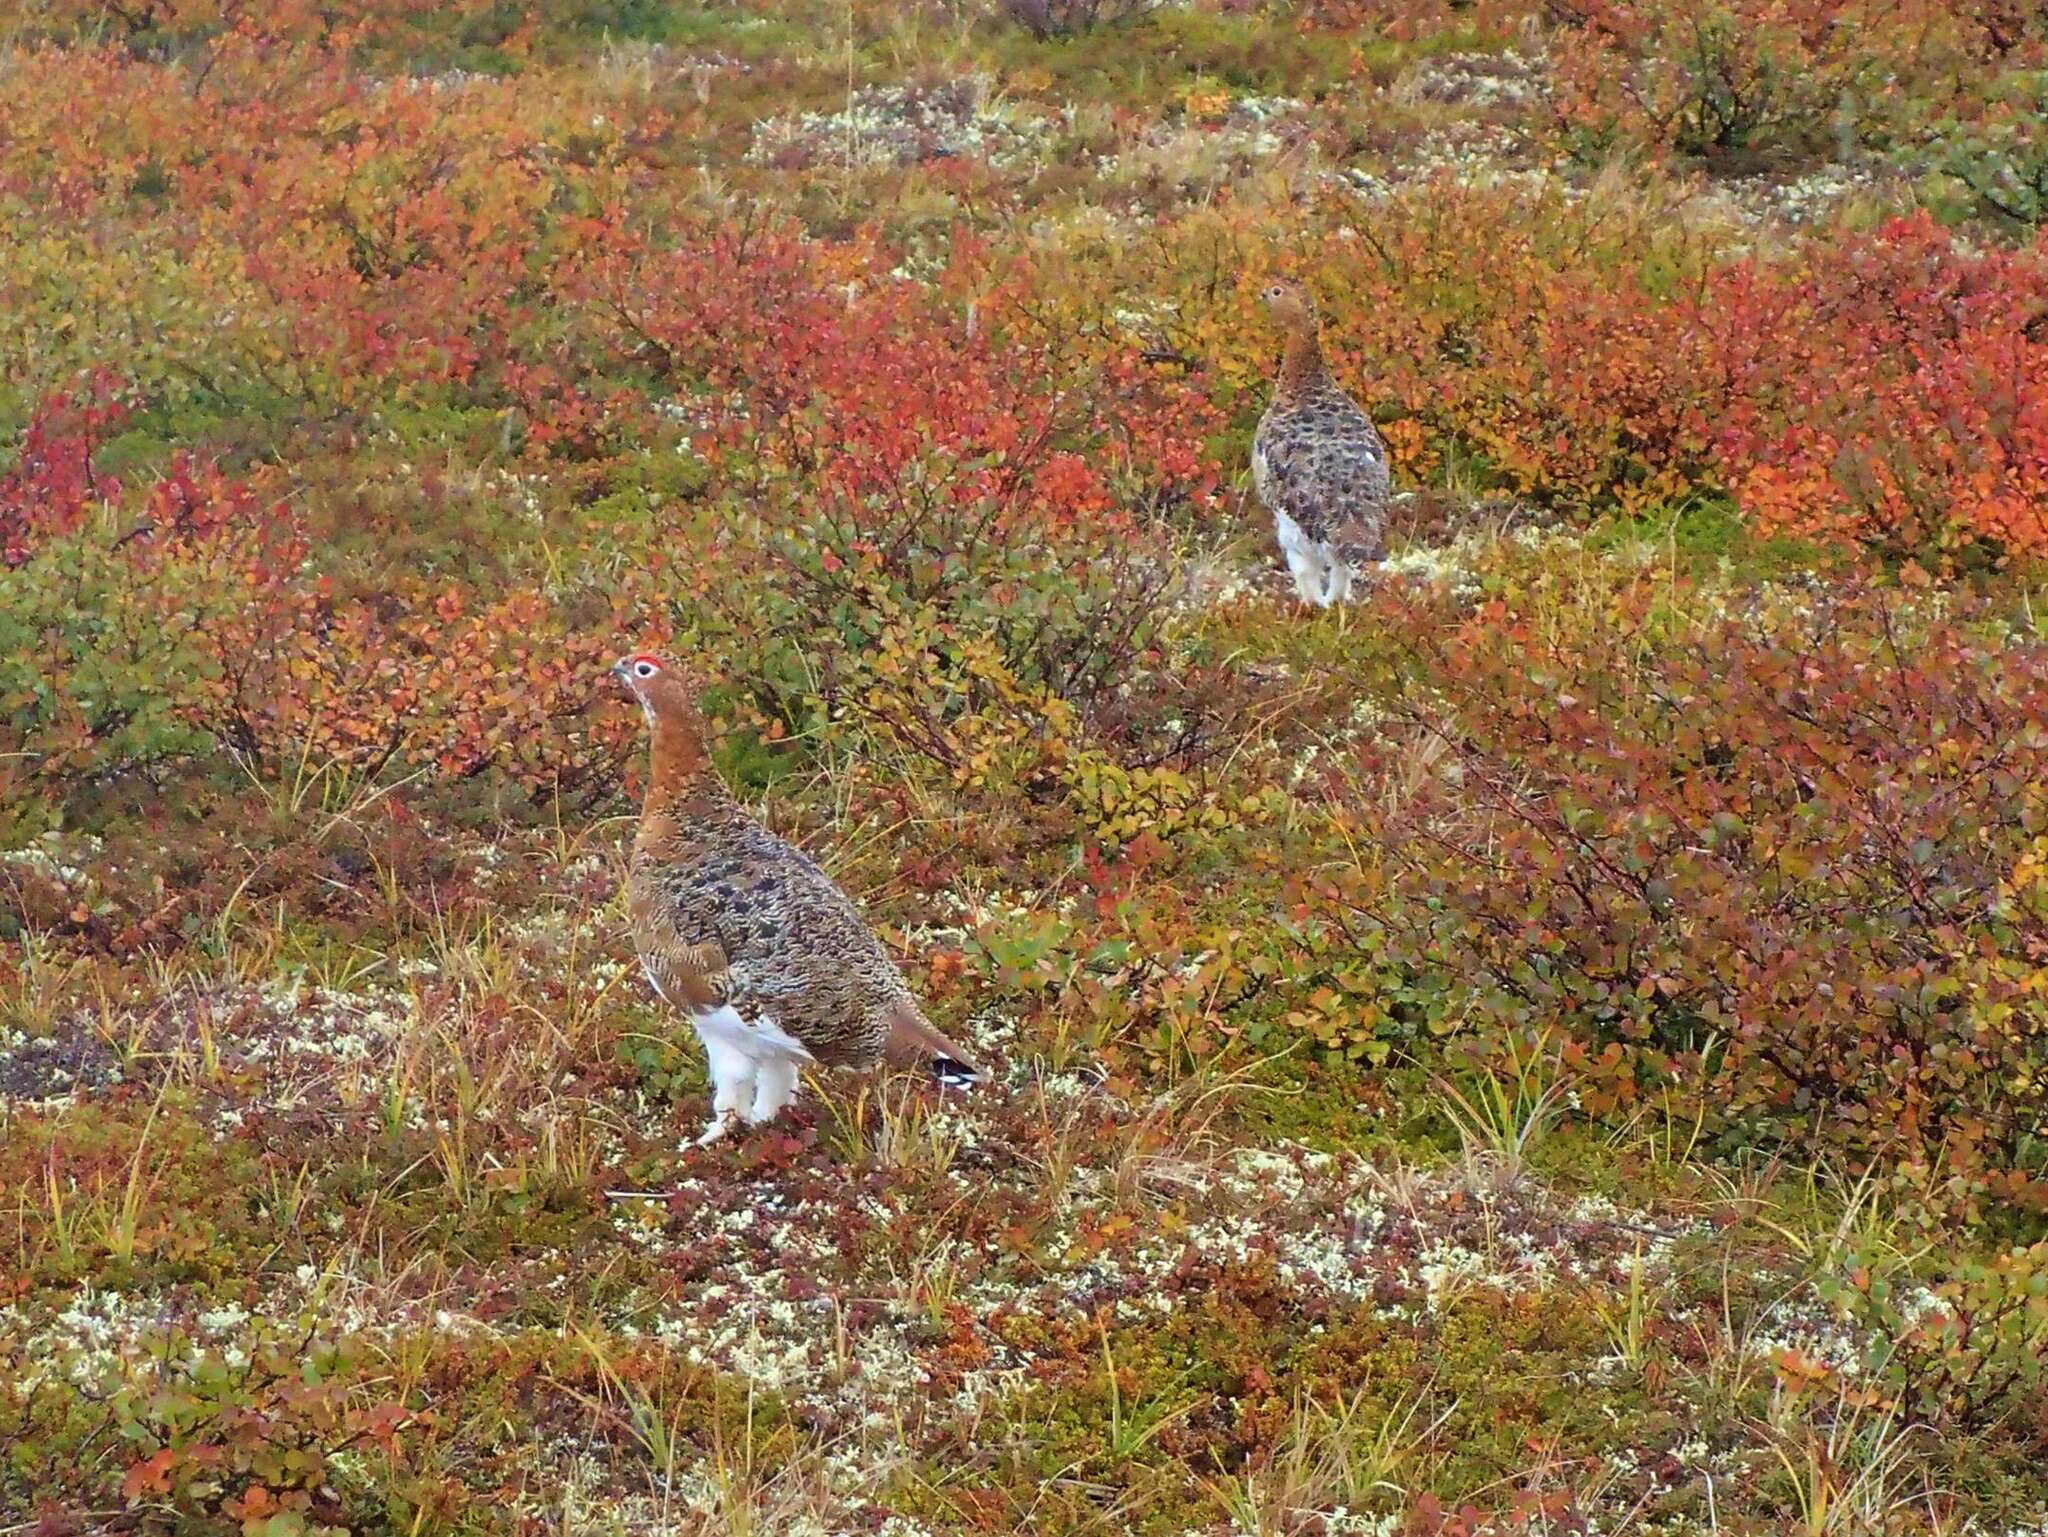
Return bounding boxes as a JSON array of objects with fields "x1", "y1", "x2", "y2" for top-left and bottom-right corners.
[
  {"x1": 654, "y1": 4, "x2": 823, "y2": 58},
  {"x1": 981, "y1": 8, "x2": 1360, "y2": 106},
  {"x1": 1588, "y1": 496, "x2": 1831, "y2": 581},
  {"x1": 1232, "y1": 1062, "x2": 1398, "y2": 1156}
]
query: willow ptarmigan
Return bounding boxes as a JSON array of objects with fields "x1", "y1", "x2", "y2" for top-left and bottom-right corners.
[
  {"x1": 1251, "y1": 280, "x2": 1389, "y2": 606},
  {"x1": 615, "y1": 653, "x2": 983, "y2": 1146}
]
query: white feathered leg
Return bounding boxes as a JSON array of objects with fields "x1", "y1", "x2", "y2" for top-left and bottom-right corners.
[
  {"x1": 1275, "y1": 512, "x2": 1334, "y2": 608},
  {"x1": 1284, "y1": 545, "x2": 1328, "y2": 605},
  {"x1": 747, "y1": 1054, "x2": 801, "y2": 1126},
  {"x1": 1322, "y1": 560, "x2": 1353, "y2": 605},
  {"x1": 692, "y1": 1007, "x2": 759, "y2": 1146}
]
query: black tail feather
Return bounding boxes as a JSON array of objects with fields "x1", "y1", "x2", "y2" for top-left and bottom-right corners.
[{"x1": 931, "y1": 1055, "x2": 983, "y2": 1089}]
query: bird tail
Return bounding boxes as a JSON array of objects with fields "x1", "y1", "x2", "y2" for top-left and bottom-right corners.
[
  {"x1": 884, "y1": 1003, "x2": 985, "y2": 1088},
  {"x1": 1332, "y1": 514, "x2": 1383, "y2": 568}
]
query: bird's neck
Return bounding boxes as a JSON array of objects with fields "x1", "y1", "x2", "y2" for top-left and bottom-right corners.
[
  {"x1": 638, "y1": 707, "x2": 736, "y2": 840},
  {"x1": 1279, "y1": 323, "x2": 1327, "y2": 394}
]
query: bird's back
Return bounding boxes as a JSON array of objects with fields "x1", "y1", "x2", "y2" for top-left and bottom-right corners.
[
  {"x1": 1255, "y1": 367, "x2": 1390, "y2": 561},
  {"x1": 629, "y1": 812, "x2": 914, "y2": 1068}
]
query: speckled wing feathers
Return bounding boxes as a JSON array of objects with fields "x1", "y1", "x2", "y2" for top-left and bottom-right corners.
[
  {"x1": 629, "y1": 816, "x2": 917, "y2": 1069},
  {"x1": 1252, "y1": 381, "x2": 1391, "y2": 566},
  {"x1": 625, "y1": 895, "x2": 731, "y2": 1012}
]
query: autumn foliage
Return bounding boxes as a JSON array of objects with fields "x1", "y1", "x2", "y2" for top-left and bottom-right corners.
[
  {"x1": 6, "y1": 0, "x2": 2048, "y2": 1529},
  {"x1": 0, "y1": 383, "x2": 642, "y2": 816},
  {"x1": 1333, "y1": 579, "x2": 2048, "y2": 1216}
]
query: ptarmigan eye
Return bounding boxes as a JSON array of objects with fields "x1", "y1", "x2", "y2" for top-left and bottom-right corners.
[{"x1": 634, "y1": 661, "x2": 656, "y2": 678}]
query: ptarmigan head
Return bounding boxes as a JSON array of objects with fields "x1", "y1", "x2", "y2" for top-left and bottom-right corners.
[
  {"x1": 612, "y1": 652, "x2": 689, "y2": 730},
  {"x1": 1257, "y1": 279, "x2": 1316, "y2": 334}
]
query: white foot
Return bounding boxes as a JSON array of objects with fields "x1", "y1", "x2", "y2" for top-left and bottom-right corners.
[
  {"x1": 1279, "y1": 522, "x2": 1332, "y2": 607},
  {"x1": 692, "y1": 1009, "x2": 758, "y2": 1149},
  {"x1": 1289, "y1": 556, "x2": 1332, "y2": 606},
  {"x1": 746, "y1": 1055, "x2": 800, "y2": 1126}
]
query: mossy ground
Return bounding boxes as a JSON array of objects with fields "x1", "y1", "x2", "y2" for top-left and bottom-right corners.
[{"x1": 7, "y1": 0, "x2": 2048, "y2": 1530}]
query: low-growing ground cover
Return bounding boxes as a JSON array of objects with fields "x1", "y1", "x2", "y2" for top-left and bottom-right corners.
[{"x1": 2, "y1": 0, "x2": 2046, "y2": 1531}]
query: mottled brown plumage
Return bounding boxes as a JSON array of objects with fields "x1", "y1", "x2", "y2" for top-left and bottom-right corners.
[
  {"x1": 615, "y1": 653, "x2": 981, "y2": 1145},
  {"x1": 1251, "y1": 280, "x2": 1389, "y2": 607}
]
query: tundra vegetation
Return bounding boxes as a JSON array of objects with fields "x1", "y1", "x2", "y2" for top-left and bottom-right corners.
[{"x1": 1, "y1": 0, "x2": 2046, "y2": 1532}]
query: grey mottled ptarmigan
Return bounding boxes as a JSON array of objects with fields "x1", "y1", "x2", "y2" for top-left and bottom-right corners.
[
  {"x1": 615, "y1": 653, "x2": 983, "y2": 1147},
  {"x1": 1250, "y1": 280, "x2": 1389, "y2": 606}
]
